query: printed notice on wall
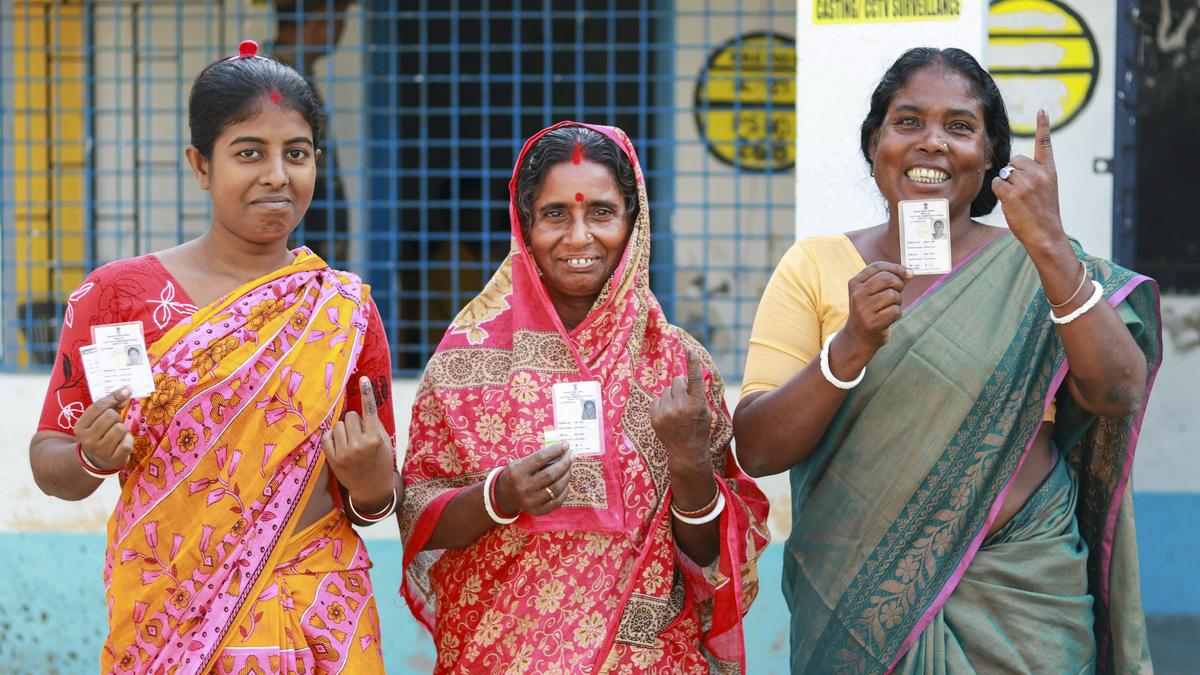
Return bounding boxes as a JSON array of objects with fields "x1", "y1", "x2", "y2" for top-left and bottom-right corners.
[{"x1": 814, "y1": 0, "x2": 961, "y2": 24}]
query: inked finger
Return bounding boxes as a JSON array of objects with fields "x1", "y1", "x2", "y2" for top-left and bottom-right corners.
[
  {"x1": 685, "y1": 349, "x2": 705, "y2": 399},
  {"x1": 358, "y1": 377, "x2": 380, "y2": 421},
  {"x1": 1034, "y1": 109, "x2": 1054, "y2": 166}
]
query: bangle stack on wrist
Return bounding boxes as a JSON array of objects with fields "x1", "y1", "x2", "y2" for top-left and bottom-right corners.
[
  {"x1": 483, "y1": 465, "x2": 519, "y2": 524},
  {"x1": 346, "y1": 487, "x2": 397, "y2": 523},
  {"x1": 76, "y1": 443, "x2": 120, "y2": 479},
  {"x1": 1050, "y1": 280, "x2": 1104, "y2": 326},
  {"x1": 670, "y1": 487, "x2": 726, "y2": 525}
]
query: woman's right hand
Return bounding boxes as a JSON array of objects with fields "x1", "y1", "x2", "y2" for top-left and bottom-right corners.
[
  {"x1": 73, "y1": 388, "x2": 135, "y2": 472},
  {"x1": 495, "y1": 441, "x2": 573, "y2": 517},
  {"x1": 838, "y1": 261, "x2": 913, "y2": 364}
]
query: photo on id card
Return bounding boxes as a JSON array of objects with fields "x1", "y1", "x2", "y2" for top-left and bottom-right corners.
[
  {"x1": 898, "y1": 198, "x2": 952, "y2": 275},
  {"x1": 80, "y1": 321, "x2": 156, "y2": 400},
  {"x1": 551, "y1": 380, "x2": 603, "y2": 456}
]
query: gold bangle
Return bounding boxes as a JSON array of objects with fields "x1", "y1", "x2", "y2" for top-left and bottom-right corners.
[
  {"x1": 1048, "y1": 260, "x2": 1089, "y2": 309},
  {"x1": 670, "y1": 486, "x2": 720, "y2": 518}
]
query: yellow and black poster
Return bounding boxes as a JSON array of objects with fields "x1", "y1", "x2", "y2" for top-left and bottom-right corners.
[
  {"x1": 813, "y1": 0, "x2": 961, "y2": 24},
  {"x1": 987, "y1": 0, "x2": 1099, "y2": 137},
  {"x1": 694, "y1": 32, "x2": 796, "y2": 172}
]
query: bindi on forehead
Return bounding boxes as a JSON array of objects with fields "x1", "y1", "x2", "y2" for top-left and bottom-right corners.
[{"x1": 575, "y1": 192, "x2": 585, "y2": 202}]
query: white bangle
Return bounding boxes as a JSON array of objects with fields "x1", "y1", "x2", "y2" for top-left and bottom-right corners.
[
  {"x1": 346, "y1": 487, "x2": 397, "y2": 523},
  {"x1": 1050, "y1": 280, "x2": 1104, "y2": 325},
  {"x1": 671, "y1": 491, "x2": 725, "y2": 525},
  {"x1": 819, "y1": 331, "x2": 866, "y2": 390},
  {"x1": 483, "y1": 466, "x2": 518, "y2": 525}
]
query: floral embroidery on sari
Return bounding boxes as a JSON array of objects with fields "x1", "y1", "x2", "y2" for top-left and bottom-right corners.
[
  {"x1": 401, "y1": 122, "x2": 769, "y2": 674},
  {"x1": 99, "y1": 252, "x2": 382, "y2": 674}
]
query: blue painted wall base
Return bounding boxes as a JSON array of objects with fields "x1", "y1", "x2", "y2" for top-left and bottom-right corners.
[{"x1": 1, "y1": 493, "x2": 1194, "y2": 673}]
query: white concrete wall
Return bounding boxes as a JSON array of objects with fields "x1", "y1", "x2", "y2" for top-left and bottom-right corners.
[{"x1": 793, "y1": 1, "x2": 989, "y2": 239}]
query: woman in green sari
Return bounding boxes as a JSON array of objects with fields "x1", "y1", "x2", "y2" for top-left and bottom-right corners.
[{"x1": 734, "y1": 48, "x2": 1161, "y2": 673}]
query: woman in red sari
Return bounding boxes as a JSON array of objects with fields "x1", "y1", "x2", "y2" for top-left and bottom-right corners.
[
  {"x1": 28, "y1": 42, "x2": 398, "y2": 673},
  {"x1": 400, "y1": 122, "x2": 770, "y2": 674}
]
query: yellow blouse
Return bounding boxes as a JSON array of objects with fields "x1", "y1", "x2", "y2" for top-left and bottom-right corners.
[{"x1": 741, "y1": 234, "x2": 1057, "y2": 422}]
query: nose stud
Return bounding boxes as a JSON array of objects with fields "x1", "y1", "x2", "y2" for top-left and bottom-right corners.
[
  {"x1": 940, "y1": 142, "x2": 949, "y2": 151},
  {"x1": 585, "y1": 233, "x2": 595, "y2": 242}
]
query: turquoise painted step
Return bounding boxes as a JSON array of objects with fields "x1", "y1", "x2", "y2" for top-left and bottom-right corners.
[{"x1": 1, "y1": 492, "x2": 1195, "y2": 673}]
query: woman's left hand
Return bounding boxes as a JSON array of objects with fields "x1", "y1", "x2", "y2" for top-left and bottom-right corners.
[
  {"x1": 651, "y1": 349, "x2": 714, "y2": 475},
  {"x1": 322, "y1": 376, "x2": 395, "y2": 507},
  {"x1": 992, "y1": 110, "x2": 1069, "y2": 253}
]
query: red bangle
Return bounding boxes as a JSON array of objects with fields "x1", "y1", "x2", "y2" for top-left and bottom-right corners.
[
  {"x1": 76, "y1": 443, "x2": 120, "y2": 478},
  {"x1": 489, "y1": 468, "x2": 517, "y2": 520}
]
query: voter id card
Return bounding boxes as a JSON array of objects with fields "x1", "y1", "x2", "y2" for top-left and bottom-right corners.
[
  {"x1": 551, "y1": 380, "x2": 603, "y2": 456},
  {"x1": 80, "y1": 321, "x2": 156, "y2": 400},
  {"x1": 898, "y1": 198, "x2": 952, "y2": 275}
]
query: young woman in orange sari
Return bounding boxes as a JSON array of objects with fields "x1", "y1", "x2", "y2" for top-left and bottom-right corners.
[
  {"x1": 28, "y1": 42, "x2": 399, "y2": 674},
  {"x1": 400, "y1": 122, "x2": 770, "y2": 674}
]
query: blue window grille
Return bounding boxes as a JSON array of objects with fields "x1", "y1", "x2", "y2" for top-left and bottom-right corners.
[{"x1": 2, "y1": 0, "x2": 797, "y2": 379}]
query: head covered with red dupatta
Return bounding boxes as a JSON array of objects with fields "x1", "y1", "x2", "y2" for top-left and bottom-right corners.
[{"x1": 401, "y1": 122, "x2": 769, "y2": 672}]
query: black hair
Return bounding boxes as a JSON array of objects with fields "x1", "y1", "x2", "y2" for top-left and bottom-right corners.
[
  {"x1": 188, "y1": 51, "x2": 325, "y2": 158},
  {"x1": 514, "y1": 125, "x2": 639, "y2": 240},
  {"x1": 860, "y1": 47, "x2": 1011, "y2": 217}
]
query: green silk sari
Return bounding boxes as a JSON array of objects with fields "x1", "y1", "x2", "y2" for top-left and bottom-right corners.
[{"x1": 784, "y1": 235, "x2": 1161, "y2": 674}]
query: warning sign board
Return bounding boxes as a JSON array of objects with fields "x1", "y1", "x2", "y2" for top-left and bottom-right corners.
[
  {"x1": 813, "y1": 0, "x2": 961, "y2": 24},
  {"x1": 694, "y1": 32, "x2": 796, "y2": 171}
]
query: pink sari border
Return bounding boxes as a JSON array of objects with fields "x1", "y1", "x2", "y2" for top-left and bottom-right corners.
[{"x1": 1096, "y1": 274, "x2": 1160, "y2": 661}]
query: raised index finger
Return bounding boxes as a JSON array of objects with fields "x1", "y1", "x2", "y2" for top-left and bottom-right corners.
[
  {"x1": 1034, "y1": 109, "x2": 1054, "y2": 167},
  {"x1": 358, "y1": 376, "x2": 378, "y2": 421},
  {"x1": 684, "y1": 349, "x2": 705, "y2": 399}
]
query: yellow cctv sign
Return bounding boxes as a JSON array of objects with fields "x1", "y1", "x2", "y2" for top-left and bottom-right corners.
[
  {"x1": 694, "y1": 33, "x2": 796, "y2": 171},
  {"x1": 814, "y1": 0, "x2": 961, "y2": 24},
  {"x1": 987, "y1": 0, "x2": 1099, "y2": 136}
]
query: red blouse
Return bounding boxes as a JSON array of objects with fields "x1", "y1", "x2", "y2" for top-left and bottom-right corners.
[{"x1": 37, "y1": 254, "x2": 396, "y2": 443}]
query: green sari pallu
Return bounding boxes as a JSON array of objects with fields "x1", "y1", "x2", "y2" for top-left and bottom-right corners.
[{"x1": 784, "y1": 236, "x2": 1161, "y2": 674}]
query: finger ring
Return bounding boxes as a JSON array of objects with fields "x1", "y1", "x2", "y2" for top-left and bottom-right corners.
[
  {"x1": 545, "y1": 487, "x2": 555, "y2": 500},
  {"x1": 999, "y1": 165, "x2": 1015, "y2": 180}
]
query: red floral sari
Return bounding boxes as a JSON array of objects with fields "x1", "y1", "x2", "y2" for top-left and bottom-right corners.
[{"x1": 400, "y1": 122, "x2": 770, "y2": 674}]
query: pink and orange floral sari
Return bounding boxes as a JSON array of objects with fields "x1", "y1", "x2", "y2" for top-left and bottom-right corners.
[
  {"x1": 400, "y1": 122, "x2": 770, "y2": 674},
  {"x1": 101, "y1": 252, "x2": 386, "y2": 674}
]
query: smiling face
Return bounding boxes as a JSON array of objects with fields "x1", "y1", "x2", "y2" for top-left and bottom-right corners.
[
  {"x1": 186, "y1": 101, "x2": 317, "y2": 248},
  {"x1": 869, "y1": 66, "x2": 994, "y2": 220},
  {"x1": 528, "y1": 159, "x2": 631, "y2": 318}
]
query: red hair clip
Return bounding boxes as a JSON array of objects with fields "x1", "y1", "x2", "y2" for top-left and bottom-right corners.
[{"x1": 228, "y1": 39, "x2": 261, "y2": 60}]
